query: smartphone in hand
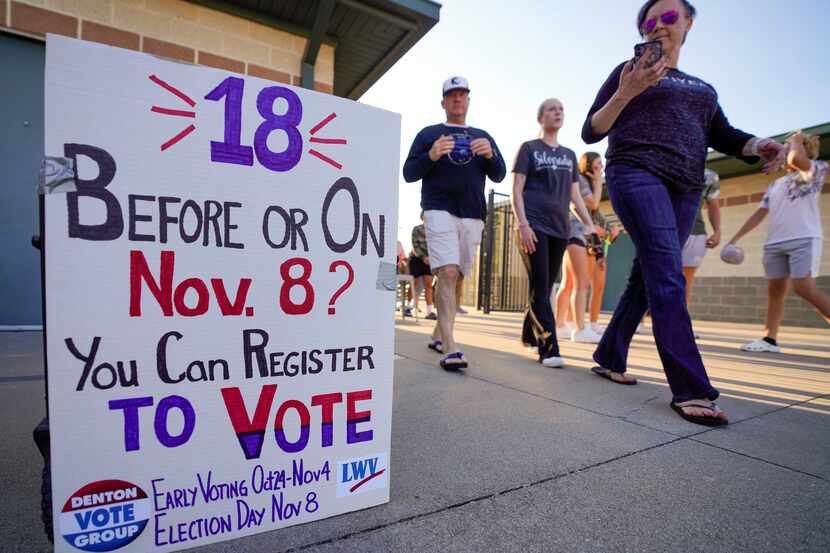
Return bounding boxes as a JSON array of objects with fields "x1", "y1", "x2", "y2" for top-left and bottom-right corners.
[{"x1": 634, "y1": 40, "x2": 662, "y2": 68}]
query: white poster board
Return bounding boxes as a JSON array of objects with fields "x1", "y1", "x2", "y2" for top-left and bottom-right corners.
[{"x1": 44, "y1": 35, "x2": 398, "y2": 552}]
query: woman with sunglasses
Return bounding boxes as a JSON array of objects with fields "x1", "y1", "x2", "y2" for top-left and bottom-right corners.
[{"x1": 581, "y1": 0, "x2": 786, "y2": 426}]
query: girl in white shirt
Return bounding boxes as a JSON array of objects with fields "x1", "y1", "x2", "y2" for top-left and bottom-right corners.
[{"x1": 726, "y1": 130, "x2": 829, "y2": 352}]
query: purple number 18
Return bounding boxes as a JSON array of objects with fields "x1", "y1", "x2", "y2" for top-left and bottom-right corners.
[{"x1": 205, "y1": 77, "x2": 303, "y2": 173}]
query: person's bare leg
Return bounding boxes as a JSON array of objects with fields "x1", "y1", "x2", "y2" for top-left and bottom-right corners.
[
  {"x1": 765, "y1": 277, "x2": 790, "y2": 340},
  {"x1": 568, "y1": 245, "x2": 590, "y2": 331},
  {"x1": 433, "y1": 265, "x2": 460, "y2": 352},
  {"x1": 590, "y1": 257, "x2": 606, "y2": 324},
  {"x1": 683, "y1": 266, "x2": 697, "y2": 307},
  {"x1": 555, "y1": 251, "x2": 574, "y2": 324},
  {"x1": 412, "y1": 276, "x2": 422, "y2": 312},
  {"x1": 431, "y1": 275, "x2": 442, "y2": 341},
  {"x1": 455, "y1": 277, "x2": 467, "y2": 313},
  {"x1": 586, "y1": 254, "x2": 596, "y2": 312},
  {"x1": 792, "y1": 277, "x2": 830, "y2": 324},
  {"x1": 424, "y1": 274, "x2": 434, "y2": 308}
]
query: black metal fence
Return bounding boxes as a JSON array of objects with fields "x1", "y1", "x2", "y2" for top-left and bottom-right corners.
[{"x1": 477, "y1": 190, "x2": 528, "y2": 313}]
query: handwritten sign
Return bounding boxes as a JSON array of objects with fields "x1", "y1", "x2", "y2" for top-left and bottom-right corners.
[{"x1": 44, "y1": 35, "x2": 399, "y2": 552}]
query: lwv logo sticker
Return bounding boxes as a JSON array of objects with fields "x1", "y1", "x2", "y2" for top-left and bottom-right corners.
[{"x1": 337, "y1": 452, "x2": 388, "y2": 497}]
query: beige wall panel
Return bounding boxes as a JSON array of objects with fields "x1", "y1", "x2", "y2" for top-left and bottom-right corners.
[
  {"x1": 197, "y1": 3, "x2": 248, "y2": 37},
  {"x1": 270, "y1": 45, "x2": 301, "y2": 75},
  {"x1": 113, "y1": 0, "x2": 170, "y2": 40},
  {"x1": 45, "y1": 0, "x2": 112, "y2": 23},
  {"x1": 695, "y1": 195, "x2": 830, "y2": 278},
  {"x1": 169, "y1": 19, "x2": 222, "y2": 55},
  {"x1": 249, "y1": 20, "x2": 297, "y2": 49},
  {"x1": 223, "y1": 34, "x2": 269, "y2": 67},
  {"x1": 145, "y1": 0, "x2": 198, "y2": 21}
]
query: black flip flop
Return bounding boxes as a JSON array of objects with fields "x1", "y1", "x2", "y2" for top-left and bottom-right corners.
[
  {"x1": 670, "y1": 400, "x2": 729, "y2": 427},
  {"x1": 591, "y1": 366, "x2": 637, "y2": 385}
]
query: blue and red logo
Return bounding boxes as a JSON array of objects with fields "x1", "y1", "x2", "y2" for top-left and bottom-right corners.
[
  {"x1": 336, "y1": 452, "x2": 388, "y2": 497},
  {"x1": 60, "y1": 480, "x2": 150, "y2": 551}
]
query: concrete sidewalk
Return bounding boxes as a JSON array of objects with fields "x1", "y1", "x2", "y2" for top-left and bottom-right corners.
[{"x1": 2, "y1": 312, "x2": 829, "y2": 552}]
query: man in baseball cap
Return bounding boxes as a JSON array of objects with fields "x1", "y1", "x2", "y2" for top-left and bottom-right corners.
[
  {"x1": 442, "y1": 76, "x2": 470, "y2": 96},
  {"x1": 403, "y1": 76, "x2": 506, "y2": 371}
]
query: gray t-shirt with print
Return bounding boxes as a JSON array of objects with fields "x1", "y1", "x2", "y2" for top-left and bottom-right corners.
[{"x1": 512, "y1": 139, "x2": 579, "y2": 239}]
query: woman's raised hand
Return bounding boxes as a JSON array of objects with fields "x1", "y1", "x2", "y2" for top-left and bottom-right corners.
[{"x1": 616, "y1": 54, "x2": 668, "y2": 101}]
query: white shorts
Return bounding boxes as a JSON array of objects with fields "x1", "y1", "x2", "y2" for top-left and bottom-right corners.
[
  {"x1": 423, "y1": 210, "x2": 484, "y2": 277},
  {"x1": 682, "y1": 234, "x2": 708, "y2": 268},
  {"x1": 763, "y1": 238, "x2": 822, "y2": 279}
]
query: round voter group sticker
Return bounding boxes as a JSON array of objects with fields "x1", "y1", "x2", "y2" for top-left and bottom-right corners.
[{"x1": 60, "y1": 480, "x2": 151, "y2": 551}]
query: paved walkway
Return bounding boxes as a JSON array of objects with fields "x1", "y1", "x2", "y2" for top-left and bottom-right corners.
[{"x1": 2, "y1": 311, "x2": 829, "y2": 552}]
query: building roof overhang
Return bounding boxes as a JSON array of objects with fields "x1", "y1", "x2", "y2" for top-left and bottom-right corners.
[{"x1": 189, "y1": 0, "x2": 440, "y2": 99}]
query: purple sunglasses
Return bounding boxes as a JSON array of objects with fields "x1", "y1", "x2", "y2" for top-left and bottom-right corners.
[{"x1": 642, "y1": 9, "x2": 680, "y2": 34}]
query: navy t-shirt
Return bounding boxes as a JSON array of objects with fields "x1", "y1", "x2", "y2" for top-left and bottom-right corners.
[
  {"x1": 582, "y1": 62, "x2": 759, "y2": 193},
  {"x1": 512, "y1": 139, "x2": 578, "y2": 239},
  {"x1": 403, "y1": 123, "x2": 506, "y2": 220}
]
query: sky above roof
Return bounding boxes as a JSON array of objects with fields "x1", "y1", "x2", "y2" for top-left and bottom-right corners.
[{"x1": 361, "y1": 0, "x2": 830, "y2": 249}]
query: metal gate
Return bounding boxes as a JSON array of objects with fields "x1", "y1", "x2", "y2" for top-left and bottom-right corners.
[{"x1": 477, "y1": 190, "x2": 528, "y2": 313}]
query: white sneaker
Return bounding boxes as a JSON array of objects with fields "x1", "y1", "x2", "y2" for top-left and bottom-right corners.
[
  {"x1": 571, "y1": 327, "x2": 601, "y2": 343},
  {"x1": 590, "y1": 322, "x2": 606, "y2": 334},
  {"x1": 541, "y1": 355, "x2": 564, "y2": 368},
  {"x1": 635, "y1": 324, "x2": 652, "y2": 335},
  {"x1": 556, "y1": 322, "x2": 574, "y2": 338},
  {"x1": 741, "y1": 338, "x2": 781, "y2": 353}
]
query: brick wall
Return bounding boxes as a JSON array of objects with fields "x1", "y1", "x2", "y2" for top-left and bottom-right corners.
[
  {"x1": 0, "y1": 0, "x2": 335, "y2": 93},
  {"x1": 688, "y1": 276, "x2": 830, "y2": 328},
  {"x1": 598, "y1": 169, "x2": 829, "y2": 328}
]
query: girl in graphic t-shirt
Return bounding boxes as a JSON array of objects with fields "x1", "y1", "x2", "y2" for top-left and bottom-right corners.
[
  {"x1": 511, "y1": 98, "x2": 595, "y2": 368},
  {"x1": 726, "y1": 130, "x2": 829, "y2": 352}
]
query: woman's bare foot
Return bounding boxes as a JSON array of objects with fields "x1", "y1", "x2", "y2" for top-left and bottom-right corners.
[
  {"x1": 672, "y1": 399, "x2": 729, "y2": 426},
  {"x1": 591, "y1": 366, "x2": 637, "y2": 385},
  {"x1": 609, "y1": 372, "x2": 637, "y2": 384}
]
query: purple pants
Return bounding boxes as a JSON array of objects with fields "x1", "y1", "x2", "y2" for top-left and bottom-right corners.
[{"x1": 594, "y1": 164, "x2": 718, "y2": 403}]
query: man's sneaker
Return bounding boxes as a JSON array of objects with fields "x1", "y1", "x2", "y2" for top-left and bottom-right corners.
[
  {"x1": 425, "y1": 312, "x2": 437, "y2": 320},
  {"x1": 635, "y1": 323, "x2": 652, "y2": 335},
  {"x1": 456, "y1": 305, "x2": 468, "y2": 314},
  {"x1": 590, "y1": 322, "x2": 606, "y2": 335},
  {"x1": 571, "y1": 327, "x2": 602, "y2": 343},
  {"x1": 540, "y1": 354, "x2": 564, "y2": 368},
  {"x1": 741, "y1": 338, "x2": 781, "y2": 353}
]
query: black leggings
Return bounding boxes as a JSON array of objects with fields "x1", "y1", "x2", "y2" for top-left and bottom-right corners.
[{"x1": 519, "y1": 231, "x2": 567, "y2": 356}]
